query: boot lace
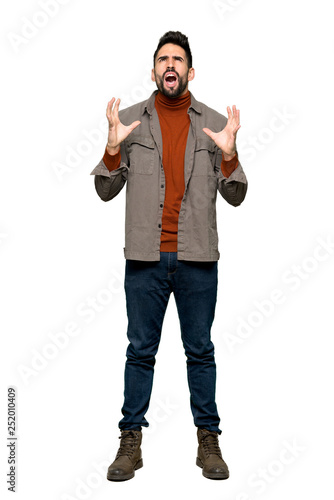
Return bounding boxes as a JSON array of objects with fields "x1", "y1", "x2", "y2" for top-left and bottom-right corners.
[
  {"x1": 200, "y1": 431, "x2": 222, "y2": 458},
  {"x1": 116, "y1": 431, "x2": 139, "y2": 459}
]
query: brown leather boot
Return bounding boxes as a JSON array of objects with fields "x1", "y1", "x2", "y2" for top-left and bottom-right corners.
[
  {"x1": 196, "y1": 428, "x2": 229, "y2": 479},
  {"x1": 107, "y1": 430, "x2": 143, "y2": 481}
]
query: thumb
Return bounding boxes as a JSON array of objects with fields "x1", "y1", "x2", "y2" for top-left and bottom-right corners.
[
  {"x1": 129, "y1": 120, "x2": 141, "y2": 133},
  {"x1": 203, "y1": 127, "x2": 215, "y2": 140}
]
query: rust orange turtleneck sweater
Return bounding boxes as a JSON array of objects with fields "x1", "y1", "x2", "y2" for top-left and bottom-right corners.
[
  {"x1": 155, "y1": 90, "x2": 191, "y2": 251},
  {"x1": 102, "y1": 91, "x2": 239, "y2": 253}
]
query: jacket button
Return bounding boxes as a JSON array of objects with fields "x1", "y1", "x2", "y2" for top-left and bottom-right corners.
[
  {"x1": 160, "y1": 204, "x2": 163, "y2": 208},
  {"x1": 158, "y1": 224, "x2": 161, "y2": 228},
  {"x1": 161, "y1": 185, "x2": 164, "y2": 189}
]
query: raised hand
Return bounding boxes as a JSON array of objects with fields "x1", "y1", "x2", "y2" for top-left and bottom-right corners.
[
  {"x1": 203, "y1": 105, "x2": 241, "y2": 158},
  {"x1": 106, "y1": 98, "x2": 141, "y2": 155}
]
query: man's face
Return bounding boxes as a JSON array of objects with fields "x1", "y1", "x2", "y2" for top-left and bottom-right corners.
[{"x1": 152, "y1": 43, "x2": 195, "y2": 98}]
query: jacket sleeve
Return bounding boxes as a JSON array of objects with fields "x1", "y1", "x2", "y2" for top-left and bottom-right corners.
[
  {"x1": 214, "y1": 149, "x2": 248, "y2": 207},
  {"x1": 90, "y1": 142, "x2": 129, "y2": 202}
]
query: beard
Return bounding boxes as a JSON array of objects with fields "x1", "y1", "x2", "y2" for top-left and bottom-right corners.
[{"x1": 154, "y1": 70, "x2": 189, "y2": 98}]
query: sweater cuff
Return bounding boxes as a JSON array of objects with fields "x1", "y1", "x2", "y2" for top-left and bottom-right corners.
[
  {"x1": 103, "y1": 147, "x2": 121, "y2": 172},
  {"x1": 221, "y1": 151, "x2": 239, "y2": 178}
]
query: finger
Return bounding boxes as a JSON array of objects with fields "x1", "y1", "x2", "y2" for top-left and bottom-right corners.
[
  {"x1": 226, "y1": 106, "x2": 232, "y2": 121},
  {"x1": 114, "y1": 98, "x2": 121, "y2": 117},
  {"x1": 231, "y1": 106, "x2": 240, "y2": 127},
  {"x1": 107, "y1": 97, "x2": 115, "y2": 110},
  {"x1": 106, "y1": 98, "x2": 115, "y2": 120},
  {"x1": 232, "y1": 108, "x2": 239, "y2": 127}
]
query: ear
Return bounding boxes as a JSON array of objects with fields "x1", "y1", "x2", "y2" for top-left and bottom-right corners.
[
  {"x1": 151, "y1": 69, "x2": 156, "y2": 83},
  {"x1": 188, "y1": 67, "x2": 195, "y2": 82}
]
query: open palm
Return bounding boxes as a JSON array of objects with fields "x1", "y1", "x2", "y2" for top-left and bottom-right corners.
[
  {"x1": 106, "y1": 98, "x2": 141, "y2": 153},
  {"x1": 203, "y1": 105, "x2": 240, "y2": 157}
]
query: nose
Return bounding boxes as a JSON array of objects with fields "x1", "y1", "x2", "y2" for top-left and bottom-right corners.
[{"x1": 166, "y1": 57, "x2": 175, "y2": 68}]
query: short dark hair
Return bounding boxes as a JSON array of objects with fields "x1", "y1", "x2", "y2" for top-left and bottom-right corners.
[{"x1": 153, "y1": 31, "x2": 193, "y2": 68}]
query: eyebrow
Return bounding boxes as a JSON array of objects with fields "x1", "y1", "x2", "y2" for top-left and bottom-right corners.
[{"x1": 157, "y1": 55, "x2": 184, "y2": 61}]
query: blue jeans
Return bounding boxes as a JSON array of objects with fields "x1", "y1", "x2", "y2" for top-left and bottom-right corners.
[{"x1": 119, "y1": 252, "x2": 221, "y2": 434}]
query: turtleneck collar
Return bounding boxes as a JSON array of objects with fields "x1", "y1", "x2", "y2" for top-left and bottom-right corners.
[{"x1": 155, "y1": 90, "x2": 191, "y2": 114}]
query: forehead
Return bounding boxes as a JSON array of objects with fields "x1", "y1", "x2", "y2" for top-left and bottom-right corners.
[{"x1": 156, "y1": 43, "x2": 187, "y2": 60}]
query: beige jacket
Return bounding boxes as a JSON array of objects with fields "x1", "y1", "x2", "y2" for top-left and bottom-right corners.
[{"x1": 91, "y1": 91, "x2": 247, "y2": 261}]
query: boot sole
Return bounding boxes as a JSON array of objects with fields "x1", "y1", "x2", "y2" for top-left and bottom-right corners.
[
  {"x1": 196, "y1": 457, "x2": 229, "y2": 480},
  {"x1": 107, "y1": 459, "x2": 143, "y2": 482}
]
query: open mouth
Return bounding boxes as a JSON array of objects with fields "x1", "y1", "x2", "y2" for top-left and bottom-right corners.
[{"x1": 164, "y1": 72, "x2": 178, "y2": 88}]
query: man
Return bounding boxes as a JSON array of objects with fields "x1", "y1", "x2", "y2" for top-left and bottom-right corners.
[{"x1": 90, "y1": 31, "x2": 247, "y2": 481}]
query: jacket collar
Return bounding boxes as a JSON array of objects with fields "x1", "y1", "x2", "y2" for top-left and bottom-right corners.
[{"x1": 142, "y1": 90, "x2": 202, "y2": 116}]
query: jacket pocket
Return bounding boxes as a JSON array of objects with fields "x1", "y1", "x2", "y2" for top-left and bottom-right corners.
[
  {"x1": 127, "y1": 135, "x2": 155, "y2": 174},
  {"x1": 192, "y1": 138, "x2": 216, "y2": 176}
]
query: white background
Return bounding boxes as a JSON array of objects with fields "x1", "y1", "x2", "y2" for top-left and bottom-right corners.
[{"x1": 1, "y1": 0, "x2": 334, "y2": 499}]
